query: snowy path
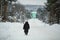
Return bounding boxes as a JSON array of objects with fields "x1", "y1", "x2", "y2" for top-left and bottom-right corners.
[{"x1": 0, "y1": 19, "x2": 60, "y2": 40}]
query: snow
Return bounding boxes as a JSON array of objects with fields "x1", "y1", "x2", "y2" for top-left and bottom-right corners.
[{"x1": 0, "y1": 18, "x2": 60, "y2": 40}]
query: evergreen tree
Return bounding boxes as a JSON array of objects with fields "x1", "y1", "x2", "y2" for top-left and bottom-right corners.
[{"x1": 46, "y1": 0, "x2": 60, "y2": 24}]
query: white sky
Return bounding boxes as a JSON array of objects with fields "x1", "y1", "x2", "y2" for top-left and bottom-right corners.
[{"x1": 17, "y1": 0, "x2": 47, "y2": 5}]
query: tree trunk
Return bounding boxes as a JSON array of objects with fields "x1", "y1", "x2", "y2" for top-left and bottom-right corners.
[{"x1": 2, "y1": 1, "x2": 8, "y2": 22}]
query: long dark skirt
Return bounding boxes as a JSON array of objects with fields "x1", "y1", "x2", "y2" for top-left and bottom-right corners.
[{"x1": 24, "y1": 29, "x2": 29, "y2": 35}]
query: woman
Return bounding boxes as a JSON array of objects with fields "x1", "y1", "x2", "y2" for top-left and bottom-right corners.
[{"x1": 23, "y1": 21, "x2": 30, "y2": 35}]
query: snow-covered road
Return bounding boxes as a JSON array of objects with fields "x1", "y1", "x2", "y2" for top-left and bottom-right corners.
[{"x1": 0, "y1": 19, "x2": 60, "y2": 40}]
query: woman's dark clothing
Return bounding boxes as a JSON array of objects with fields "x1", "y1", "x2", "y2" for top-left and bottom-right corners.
[{"x1": 23, "y1": 22, "x2": 30, "y2": 35}]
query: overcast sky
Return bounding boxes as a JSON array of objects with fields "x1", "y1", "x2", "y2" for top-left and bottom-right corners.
[{"x1": 17, "y1": 0, "x2": 47, "y2": 5}]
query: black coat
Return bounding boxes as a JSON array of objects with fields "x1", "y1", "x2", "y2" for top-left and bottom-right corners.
[{"x1": 23, "y1": 22, "x2": 30, "y2": 30}]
